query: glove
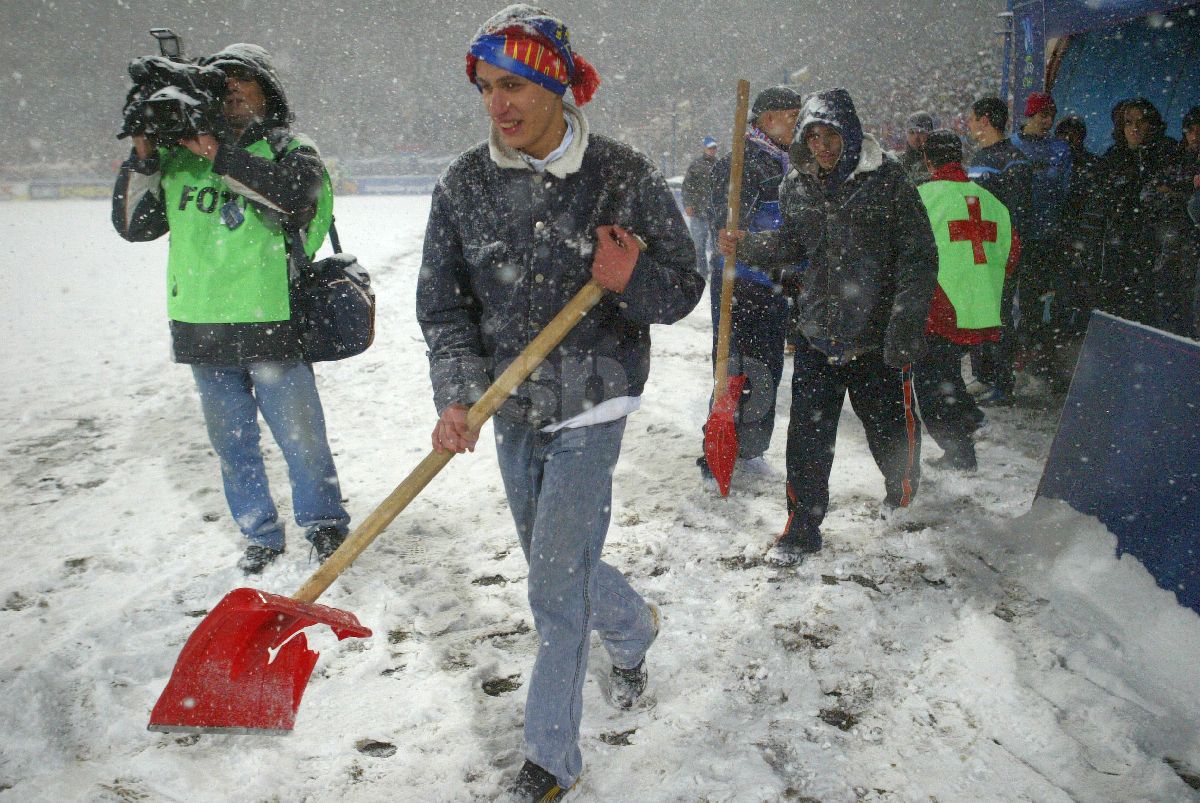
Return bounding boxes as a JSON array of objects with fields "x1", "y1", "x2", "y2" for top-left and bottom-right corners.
[{"x1": 883, "y1": 332, "x2": 926, "y2": 368}]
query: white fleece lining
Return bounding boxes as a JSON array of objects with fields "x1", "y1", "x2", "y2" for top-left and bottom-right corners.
[{"x1": 487, "y1": 103, "x2": 589, "y2": 179}]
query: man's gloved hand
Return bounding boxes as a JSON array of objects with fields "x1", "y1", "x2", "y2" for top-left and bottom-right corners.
[
  {"x1": 120, "y1": 84, "x2": 146, "y2": 139},
  {"x1": 592, "y1": 224, "x2": 642, "y2": 293},
  {"x1": 884, "y1": 332, "x2": 926, "y2": 368}
]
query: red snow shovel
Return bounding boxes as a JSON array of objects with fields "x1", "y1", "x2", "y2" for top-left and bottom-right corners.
[
  {"x1": 703, "y1": 79, "x2": 751, "y2": 497},
  {"x1": 149, "y1": 279, "x2": 610, "y2": 734}
]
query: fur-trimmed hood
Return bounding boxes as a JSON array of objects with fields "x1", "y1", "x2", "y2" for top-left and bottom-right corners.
[{"x1": 789, "y1": 87, "x2": 865, "y2": 189}]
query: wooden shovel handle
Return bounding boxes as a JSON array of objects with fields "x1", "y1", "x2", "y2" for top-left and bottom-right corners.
[
  {"x1": 293, "y1": 280, "x2": 607, "y2": 604},
  {"x1": 713, "y1": 79, "x2": 751, "y2": 394}
]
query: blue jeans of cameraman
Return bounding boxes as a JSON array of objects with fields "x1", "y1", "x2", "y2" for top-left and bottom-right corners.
[
  {"x1": 494, "y1": 415, "x2": 658, "y2": 789},
  {"x1": 191, "y1": 361, "x2": 350, "y2": 551}
]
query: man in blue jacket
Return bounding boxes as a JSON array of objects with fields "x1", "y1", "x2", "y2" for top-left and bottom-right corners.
[
  {"x1": 1009, "y1": 91, "x2": 1072, "y2": 389},
  {"x1": 416, "y1": 5, "x2": 703, "y2": 799},
  {"x1": 720, "y1": 88, "x2": 937, "y2": 566},
  {"x1": 697, "y1": 85, "x2": 802, "y2": 488}
]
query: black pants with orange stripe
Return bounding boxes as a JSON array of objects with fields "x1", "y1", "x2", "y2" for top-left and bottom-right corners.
[{"x1": 783, "y1": 343, "x2": 921, "y2": 547}]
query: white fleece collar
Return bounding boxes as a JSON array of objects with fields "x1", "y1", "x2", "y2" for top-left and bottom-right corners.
[
  {"x1": 794, "y1": 132, "x2": 886, "y2": 181},
  {"x1": 849, "y1": 134, "x2": 885, "y2": 179},
  {"x1": 488, "y1": 103, "x2": 590, "y2": 178}
]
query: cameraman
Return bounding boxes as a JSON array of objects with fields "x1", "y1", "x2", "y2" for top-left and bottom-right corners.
[{"x1": 112, "y1": 43, "x2": 350, "y2": 574}]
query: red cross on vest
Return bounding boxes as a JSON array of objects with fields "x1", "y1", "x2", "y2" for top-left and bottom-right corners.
[{"x1": 948, "y1": 196, "x2": 998, "y2": 265}]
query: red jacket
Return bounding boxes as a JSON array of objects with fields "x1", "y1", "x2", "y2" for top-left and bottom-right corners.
[{"x1": 924, "y1": 163, "x2": 1021, "y2": 345}]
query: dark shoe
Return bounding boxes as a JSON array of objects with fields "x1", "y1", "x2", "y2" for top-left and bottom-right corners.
[
  {"x1": 766, "y1": 516, "x2": 821, "y2": 566},
  {"x1": 610, "y1": 603, "x2": 659, "y2": 709},
  {"x1": 510, "y1": 760, "x2": 571, "y2": 801},
  {"x1": 310, "y1": 527, "x2": 346, "y2": 563},
  {"x1": 238, "y1": 544, "x2": 283, "y2": 575},
  {"x1": 765, "y1": 538, "x2": 814, "y2": 567},
  {"x1": 929, "y1": 451, "x2": 977, "y2": 472}
]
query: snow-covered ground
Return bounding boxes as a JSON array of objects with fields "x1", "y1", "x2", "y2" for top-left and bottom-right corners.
[{"x1": 2, "y1": 197, "x2": 1198, "y2": 802}]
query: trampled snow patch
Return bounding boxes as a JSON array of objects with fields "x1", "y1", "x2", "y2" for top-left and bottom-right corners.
[{"x1": 2, "y1": 198, "x2": 1198, "y2": 801}]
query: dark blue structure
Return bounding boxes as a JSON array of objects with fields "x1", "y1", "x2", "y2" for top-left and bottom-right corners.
[
  {"x1": 1038, "y1": 313, "x2": 1200, "y2": 615},
  {"x1": 1004, "y1": 0, "x2": 1200, "y2": 152}
]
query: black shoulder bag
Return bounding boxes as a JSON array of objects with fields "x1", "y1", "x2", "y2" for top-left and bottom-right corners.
[{"x1": 288, "y1": 218, "x2": 376, "y2": 363}]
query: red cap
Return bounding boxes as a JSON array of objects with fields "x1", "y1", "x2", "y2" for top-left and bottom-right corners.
[{"x1": 1025, "y1": 92, "x2": 1055, "y2": 118}]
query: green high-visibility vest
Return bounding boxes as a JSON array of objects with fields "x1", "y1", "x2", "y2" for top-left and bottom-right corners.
[
  {"x1": 917, "y1": 179, "x2": 1011, "y2": 330},
  {"x1": 158, "y1": 137, "x2": 332, "y2": 324}
]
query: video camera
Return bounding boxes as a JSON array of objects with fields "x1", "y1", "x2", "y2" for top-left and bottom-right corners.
[{"x1": 118, "y1": 29, "x2": 228, "y2": 148}]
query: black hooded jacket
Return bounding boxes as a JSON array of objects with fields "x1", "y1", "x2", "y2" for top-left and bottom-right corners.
[
  {"x1": 738, "y1": 89, "x2": 938, "y2": 365},
  {"x1": 112, "y1": 44, "x2": 327, "y2": 365}
]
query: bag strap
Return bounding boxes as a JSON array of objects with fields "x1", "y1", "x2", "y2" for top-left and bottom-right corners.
[{"x1": 265, "y1": 128, "x2": 343, "y2": 262}]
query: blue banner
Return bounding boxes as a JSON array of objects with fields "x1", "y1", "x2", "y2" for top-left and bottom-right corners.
[{"x1": 1038, "y1": 313, "x2": 1200, "y2": 615}]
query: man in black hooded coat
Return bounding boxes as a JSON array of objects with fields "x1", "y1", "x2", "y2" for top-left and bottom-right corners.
[{"x1": 720, "y1": 88, "x2": 938, "y2": 565}]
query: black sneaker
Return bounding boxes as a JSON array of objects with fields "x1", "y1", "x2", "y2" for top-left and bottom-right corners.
[
  {"x1": 609, "y1": 603, "x2": 660, "y2": 709},
  {"x1": 929, "y1": 451, "x2": 977, "y2": 472},
  {"x1": 766, "y1": 515, "x2": 821, "y2": 566},
  {"x1": 310, "y1": 527, "x2": 346, "y2": 563},
  {"x1": 510, "y1": 760, "x2": 571, "y2": 801},
  {"x1": 238, "y1": 544, "x2": 283, "y2": 575}
]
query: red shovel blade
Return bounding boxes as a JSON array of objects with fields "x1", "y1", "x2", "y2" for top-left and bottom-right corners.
[
  {"x1": 148, "y1": 587, "x2": 372, "y2": 734},
  {"x1": 703, "y1": 373, "x2": 747, "y2": 497}
]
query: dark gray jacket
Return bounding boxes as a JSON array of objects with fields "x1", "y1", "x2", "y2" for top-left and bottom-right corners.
[
  {"x1": 417, "y1": 107, "x2": 702, "y2": 427},
  {"x1": 739, "y1": 90, "x2": 937, "y2": 366}
]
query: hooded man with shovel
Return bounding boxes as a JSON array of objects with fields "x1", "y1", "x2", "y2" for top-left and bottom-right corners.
[
  {"x1": 719, "y1": 88, "x2": 937, "y2": 566},
  {"x1": 416, "y1": 5, "x2": 703, "y2": 799}
]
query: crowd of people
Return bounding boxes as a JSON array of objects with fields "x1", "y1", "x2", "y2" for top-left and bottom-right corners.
[
  {"x1": 685, "y1": 86, "x2": 1200, "y2": 561},
  {"x1": 111, "y1": 1, "x2": 1199, "y2": 798}
]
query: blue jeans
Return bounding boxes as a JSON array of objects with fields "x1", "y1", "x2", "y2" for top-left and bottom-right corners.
[
  {"x1": 191, "y1": 361, "x2": 349, "y2": 551},
  {"x1": 494, "y1": 416, "x2": 657, "y2": 789}
]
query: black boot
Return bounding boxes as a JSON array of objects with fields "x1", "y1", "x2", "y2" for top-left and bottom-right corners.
[
  {"x1": 310, "y1": 527, "x2": 346, "y2": 563},
  {"x1": 510, "y1": 760, "x2": 571, "y2": 801},
  {"x1": 238, "y1": 544, "x2": 283, "y2": 575}
]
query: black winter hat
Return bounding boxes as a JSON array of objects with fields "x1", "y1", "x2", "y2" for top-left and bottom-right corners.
[
  {"x1": 751, "y1": 86, "x2": 803, "y2": 121},
  {"x1": 921, "y1": 129, "x2": 963, "y2": 167}
]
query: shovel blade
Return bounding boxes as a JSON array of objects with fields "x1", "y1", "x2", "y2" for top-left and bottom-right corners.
[
  {"x1": 704, "y1": 374, "x2": 748, "y2": 497},
  {"x1": 148, "y1": 587, "x2": 372, "y2": 734}
]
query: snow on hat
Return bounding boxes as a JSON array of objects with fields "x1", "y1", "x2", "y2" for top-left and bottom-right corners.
[
  {"x1": 905, "y1": 111, "x2": 935, "y2": 132},
  {"x1": 466, "y1": 4, "x2": 600, "y2": 106},
  {"x1": 1024, "y1": 91, "x2": 1056, "y2": 118},
  {"x1": 921, "y1": 129, "x2": 963, "y2": 167},
  {"x1": 702, "y1": 136, "x2": 717, "y2": 148},
  {"x1": 751, "y1": 86, "x2": 803, "y2": 121}
]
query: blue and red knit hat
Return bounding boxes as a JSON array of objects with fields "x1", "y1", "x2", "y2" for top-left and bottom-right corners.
[{"x1": 466, "y1": 4, "x2": 600, "y2": 106}]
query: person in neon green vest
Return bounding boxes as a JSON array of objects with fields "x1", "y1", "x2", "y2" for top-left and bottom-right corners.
[
  {"x1": 112, "y1": 44, "x2": 349, "y2": 574},
  {"x1": 915, "y1": 130, "x2": 1021, "y2": 471}
]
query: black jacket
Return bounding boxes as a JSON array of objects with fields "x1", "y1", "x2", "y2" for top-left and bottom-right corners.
[
  {"x1": 112, "y1": 45, "x2": 324, "y2": 365},
  {"x1": 967, "y1": 138, "x2": 1034, "y2": 240},
  {"x1": 682, "y1": 152, "x2": 717, "y2": 211},
  {"x1": 417, "y1": 107, "x2": 703, "y2": 427},
  {"x1": 739, "y1": 89, "x2": 937, "y2": 366}
]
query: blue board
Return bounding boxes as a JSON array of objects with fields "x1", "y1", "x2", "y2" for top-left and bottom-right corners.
[
  {"x1": 1051, "y1": 7, "x2": 1200, "y2": 153},
  {"x1": 1038, "y1": 312, "x2": 1200, "y2": 614}
]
